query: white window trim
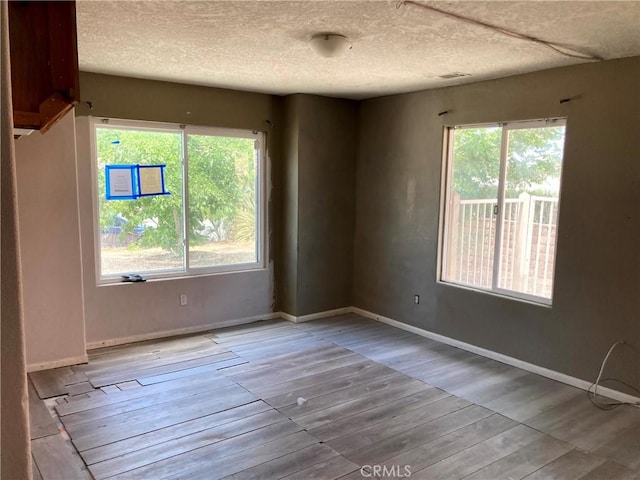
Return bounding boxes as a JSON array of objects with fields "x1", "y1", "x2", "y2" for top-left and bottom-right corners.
[
  {"x1": 90, "y1": 117, "x2": 267, "y2": 285},
  {"x1": 437, "y1": 118, "x2": 566, "y2": 306}
]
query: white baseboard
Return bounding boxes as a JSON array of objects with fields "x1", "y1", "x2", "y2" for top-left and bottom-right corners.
[
  {"x1": 74, "y1": 303, "x2": 639, "y2": 406},
  {"x1": 279, "y1": 307, "x2": 352, "y2": 323},
  {"x1": 86, "y1": 312, "x2": 280, "y2": 350},
  {"x1": 27, "y1": 354, "x2": 89, "y2": 373},
  {"x1": 352, "y1": 307, "x2": 640, "y2": 406}
]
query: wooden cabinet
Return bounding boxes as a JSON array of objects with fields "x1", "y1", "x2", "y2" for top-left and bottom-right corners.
[{"x1": 8, "y1": 1, "x2": 79, "y2": 133}]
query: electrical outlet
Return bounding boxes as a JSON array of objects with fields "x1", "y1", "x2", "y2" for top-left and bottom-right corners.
[
  {"x1": 180, "y1": 294, "x2": 188, "y2": 306},
  {"x1": 414, "y1": 294, "x2": 420, "y2": 304}
]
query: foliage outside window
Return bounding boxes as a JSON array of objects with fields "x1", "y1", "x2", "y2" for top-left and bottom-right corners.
[
  {"x1": 93, "y1": 119, "x2": 264, "y2": 280},
  {"x1": 440, "y1": 119, "x2": 566, "y2": 304}
]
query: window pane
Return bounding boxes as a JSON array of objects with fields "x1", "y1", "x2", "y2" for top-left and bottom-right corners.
[
  {"x1": 187, "y1": 134, "x2": 257, "y2": 268},
  {"x1": 443, "y1": 127, "x2": 501, "y2": 288},
  {"x1": 497, "y1": 125, "x2": 565, "y2": 299},
  {"x1": 96, "y1": 128, "x2": 184, "y2": 276}
]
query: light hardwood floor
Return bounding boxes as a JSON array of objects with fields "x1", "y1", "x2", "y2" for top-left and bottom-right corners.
[{"x1": 29, "y1": 314, "x2": 640, "y2": 480}]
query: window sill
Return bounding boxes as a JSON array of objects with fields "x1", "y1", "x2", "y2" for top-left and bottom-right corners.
[
  {"x1": 96, "y1": 264, "x2": 268, "y2": 287},
  {"x1": 437, "y1": 280, "x2": 553, "y2": 308}
]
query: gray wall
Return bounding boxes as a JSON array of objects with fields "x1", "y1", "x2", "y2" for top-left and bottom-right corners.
[
  {"x1": 279, "y1": 95, "x2": 300, "y2": 314},
  {"x1": 354, "y1": 57, "x2": 640, "y2": 389},
  {"x1": 281, "y1": 94, "x2": 357, "y2": 316},
  {"x1": 76, "y1": 73, "x2": 282, "y2": 345},
  {"x1": 75, "y1": 77, "x2": 356, "y2": 334}
]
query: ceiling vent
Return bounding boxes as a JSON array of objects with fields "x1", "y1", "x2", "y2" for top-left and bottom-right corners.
[{"x1": 438, "y1": 72, "x2": 470, "y2": 79}]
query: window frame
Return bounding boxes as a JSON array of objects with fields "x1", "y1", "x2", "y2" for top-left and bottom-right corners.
[
  {"x1": 90, "y1": 117, "x2": 267, "y2": 284},
  {"x1": 437, "y1": 118, "x2": 566, "y2": 306}
]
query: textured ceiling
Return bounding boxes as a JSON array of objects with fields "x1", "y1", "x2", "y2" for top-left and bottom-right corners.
[{"x1": 77, "y1": 1, "x2": 640, "y2": 100}]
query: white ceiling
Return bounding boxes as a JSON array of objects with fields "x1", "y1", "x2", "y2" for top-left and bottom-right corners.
[{"x1": 76, "y1": 1, "x2": 640, "y2": 100}]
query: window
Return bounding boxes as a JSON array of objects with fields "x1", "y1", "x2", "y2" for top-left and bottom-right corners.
[
  {"x1": 439, "y1": 119, "x2": 566, "y2": 304},
  {"x1": 92, "y1": 118, "x2": 265, "y2": 281}
]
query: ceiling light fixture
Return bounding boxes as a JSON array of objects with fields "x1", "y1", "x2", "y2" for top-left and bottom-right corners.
[{"x1": 309, "y1": 33, "x2": 352, "y2": 58}]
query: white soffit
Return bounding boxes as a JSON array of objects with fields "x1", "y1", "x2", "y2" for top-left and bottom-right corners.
[{"x1": 77, "y1": 0, "x2": 640, "y2": 99}]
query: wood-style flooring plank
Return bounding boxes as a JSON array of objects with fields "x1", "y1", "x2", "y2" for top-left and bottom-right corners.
[
  {"x1": 336, "y1": 329, "x2": 428, "y2": 353},
  {"x1": 228, "y1": 339, "x2": 331, "y2": 362},
  {"x1": 101, "y1": 385, "x2": 120, "y2": 394},
  {"x1": 279, "y1": 372, "x2": 422, "y2": 419},
  {"x1": 64, "y1": 370, "x2": 89, "y2": 386},
  {"x1": 83, "y1": 343, "x2": 220, "y2": 380},
  {"x1": 326, "y1": 395, "x2": 472, "y2": 454},
  {"x1": 300, "y1": 315, "x2": 370, "y2": 326},
  {"x1": 87, "y1": 351, "x2": 237, "y2": 388},
  {"x1": 67, "y1": 381, "x2": 96, "y2": 397},
  {"x1": 86, "y1": 389, "x2": 106, "y2": 399},
  {"x1": 309, "y1": 387, "x2": 451, "y2": 442},
  {"x1": 341, "y1": 404, "x2": 493, "y2": 465},
  {"x1": 81, "y1": 401, "x2": 271, "y2": 466},
  {"x1": 85, "y1": 337, "x2": 224, "y2": 370},
  {"x1": 352, "y1": 341, "x2": 440, "y2": 366},
  {"x1": 372, "y1": 342, "x2": 452, "y2": 372},
  {"x1": 220, "y1": 344, "x2": 349, "y2": 376},
  {"x1": 207, "y1": 325, "x2": 297, "y2": 344},
  {"x1": 88, "y1": 410, "x2": 289, "y2": 479},
  {"x1": 29, "y1": 367, "x2": 72, "y2": 399},
  {"x1": 60, "y1": 374, "x2": 233, "y2": 427},
  {"x1": 290, "y1": 315, "x2": 371, "y2": 334},
  {"x1": 483, "y1": 374, "x2": 582, "y2": 422},
  {"x1": 229, "y1": 352, "x2": 365, "y2": 390},
  {"x1": 265, "y1": 363, "x2": 402, "y2": 409},
  {"x1": 32, "y1": 456, "x2": 43, "y2": 480},
  {"x1": 244, "y1": 358, "x2": 378, "y2": 400},
  {"x1": 520, "y1": 449, "x2": 606, "y2": 480},
  {"x1": 56, "y1": 367, "x2": 231, "y2": 416},
  {"x1": 112, "y1": 429, "x2": 316, "y2": 480},
  {"x1": 137, "y1": 355, "x2": 245, "y2": 385},
  {"x1": 116, "y1": 380, "x2": 141, "y2": 390},
  {"x1": 593, "y1": 424, "x2": 640, "y2": 471},
  {"x1": 68, "y1": 393, "x2": 90, "y2": 402},
  {"x1": 214, "y1": 330, "x2": 312, "y2": 349},
  {"x1": 187, "y1": 431, "x2": 319, "y2": 480},
  {"x1": 32, "y1": 434, "x2": 87, "y2": 480},
  {"x1": 461, "y1": 434, "x2": 573, "y2": 480},
  {"x1": 524, "y1": 397, "x2": 640, "y2": 451},
  {"x1": 208, "y1": 320, "x2": 293, "y2": 340},
  {"x1": 338, "y1": 470, "x2": 379, "y2": 480},
  {"x1": 87, "y1": 334, "x2": 215, "y2": 364},
  {"x1": 279, "y1": 455, "x2": 360, "y2": 480},
  {"x1": 219, "y1": 443, "x2": 339, "y2": 480},
  {"x1": 87, "y1": 347, "x2": 233, "y2": 387},
  {"x1": 445, "y1": 360, "x2": 531, "y2": 403},
  {"x1": 71, "y1": 385, "x2": 256, "y2": 451},
  {"x1": 578, "y1": 461, "x2": 639, "y2": 480},
  {"x1": 401, "y1": 347, "x2": 484, "y2": 383},
  {"x1": 456, "y1": 370, "x2": 545, "y2": 409},
  {"x1": 373, "y1": 413, "x2": 518, "y2": 478},
  {"x1": 291, "y1": 378, "x2": 432, "y2": 431},
  {"x1": 66, "y1": 381, "x2": 245, "y2": 436},
  {"x1": 28, "y1": 381, "x2": 59, "y2": 440},
  {"x1": 409, "y1": 354, "x2": 496, "y2": 391},
  {"x1": 409, "y1": 424, "x2": 543, "y2": 480},
  {"x1": 314, "y1": 326, "x2": 413, "y2": 349}
]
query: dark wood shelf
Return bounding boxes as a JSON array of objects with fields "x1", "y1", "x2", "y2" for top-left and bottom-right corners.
[{"x1": 9, "y1": 1, "x2": 79, "y2": 133}]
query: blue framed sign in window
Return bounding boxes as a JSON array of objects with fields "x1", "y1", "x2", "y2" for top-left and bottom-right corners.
[
  {"x1": 138, "y1": 165, "x2": 168, "y2": 197},
  {"x1": 105, "y1": 164, "x2": 169, "y2": 200}
]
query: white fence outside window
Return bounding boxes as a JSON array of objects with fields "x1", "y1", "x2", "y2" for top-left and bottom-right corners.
[{"x1": 446, "y1": 193, "x2": 558, "y2": 299}]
